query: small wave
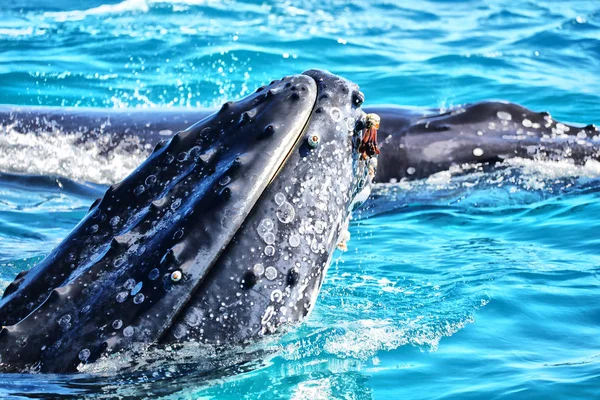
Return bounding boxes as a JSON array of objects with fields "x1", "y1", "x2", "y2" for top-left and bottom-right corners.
[
  {"x1": 389, "y1": 158, "x2": 600, "y2": 192},
  {"x1": 504, "y1": 158, "x2": 600, "y2": 180},
  {"x1": 42, "y1": 0, "x2": 224, "y2": 22},
  {"x1": 43, "y1": 0, "x2": 150, "y2": 22},
  {"x1": 278, "y1": 313, "x2": 478, "y2": 363}
]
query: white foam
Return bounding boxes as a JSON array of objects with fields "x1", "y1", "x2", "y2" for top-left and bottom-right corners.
[
  {"x1": 291, "y1": 378, "x2": 333, "y2": 400},
  {"x1": 379, "y1": 158, "x2": 600, "y2": 194},
  {"x1": 0, "y1": 27, "x2": 34, "y2": 37},
  {"x1": 323, "y1": 320, "x2": 409, "y2": 359},
  {"x1": 43, "y1": 0, "x2": 150, "y2": 22},
  {"x1": 43, "y1": 0, "x2": 223, "y2": 22},
  {"x1": 318, "y1": 316, "x2": 473, "y2": 360},
  {"x1": 505, "y1": 158, "x2": 600, "y2": 180},
  {"x1": 0, "y1": 126, "x2": 149, "y2": 184}
]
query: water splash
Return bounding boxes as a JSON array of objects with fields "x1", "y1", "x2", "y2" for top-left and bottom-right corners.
[{"x1": 0, "y1": 125, "x2": 150, "y2": 184}]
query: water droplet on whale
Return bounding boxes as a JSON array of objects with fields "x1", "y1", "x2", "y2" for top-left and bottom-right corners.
[
  {"x1": 116, "y1": 291, "x2": 129, "y2": 303},
  {"x1": 133, "y1": 293, "x2": 145, "y2": 304},
  {"x1": 261, "y1": 218, "x2": 274, "y2": 231},
  {"x1": 314, "y1": 220, "x2": 325, "y2": 234},
  {"x1": 171, "y1": 198, "x2": 182, "y2": 210},
  {"x1": 265, "y1": 267, "x2": 277, "y2": 280},
  {"x1": 330, "y1": 107, "x2": 342, "y2": 121},
  {"x1": 173, "y1": 228, "x2": 184, "y2": 240},
  {"x1": 253, "y1": 263, "x2": 265, "y2": 276},
  {"x1": 149, "y1": 268, "x2": 160, "y2": 280},
  {"x1": 497, "y1": 111, "x2": 512, "y2": 121},
  {"x1": 289, "y1": 234, "x2": 300, "y2": 248},
  {"x1": 274, "y1": 193, "x2": 286, "y2": 205},
  {"x1": 58, "y1": 314, "x2": 72, "y2": 331},
  {"x1": 177, "y1": 151, "x2": 188, "y2": 162},
  {"x1": 185, "y1": 311, "x2": 201, "y2": 327},
  {"x1": 257, "y1": 218, "x2": 274, "y2": 237},
  {"x1": 263, "y1": 232, "x2": 276, "y2": 245},
  {"x1": 134, "y1": 185, "x2": 145, "y2": 196},
  {"x1": 277, "y1": 202, "x2": 295, "y2": 224},
  {"x1": 271, "y1": 290, "x2": 283, "y2": 302},
  {"x1": 264, "y1": 245, "x2": 275, "y2": 256},
  {"x1": 124, "y1": 279, "x2": 136, "y2": 290},
  {"x1": 164, "y1": 153, "x2": 175, "y2": 164},
  {"x1": 123, "y1": 326, "x2": 134, "y2": 337},
  {"x1": 145, "y1": 175, "x2": 157, "y2": 186},
  {"x1": 79, "y1": 348, "x2": 90, "y2": 362}
]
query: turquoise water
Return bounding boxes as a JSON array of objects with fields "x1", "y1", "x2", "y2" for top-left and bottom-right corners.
[{"x1": 1, "y1": 0, "x2": 600, "y2": 398}]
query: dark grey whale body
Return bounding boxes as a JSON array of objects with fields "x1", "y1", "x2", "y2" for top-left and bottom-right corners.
[
  {"x1": 0, "y1": 70, "x2": 374, "y2": 373},
  {"x1": 0, "y1": 78, "x2": 598, "y2": 373},
  {"x1": 2, "y1": 101, "x2": 597, "y2": 184},
  {"x1": 373, "y1": 102, "x2": 599, "y2": 182}
]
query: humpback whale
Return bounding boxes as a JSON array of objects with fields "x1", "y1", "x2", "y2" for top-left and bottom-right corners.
[
  {"x1": 0, "y1": 72, "x2": 598, "y2": 374},
  {"x1": 0, "y1": 69, "x2": 378, "y2": 373}
]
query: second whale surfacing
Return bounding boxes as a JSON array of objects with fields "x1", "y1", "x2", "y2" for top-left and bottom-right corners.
[{"x1": 0, "y1": 70, "x2": 376, "y2": 373}]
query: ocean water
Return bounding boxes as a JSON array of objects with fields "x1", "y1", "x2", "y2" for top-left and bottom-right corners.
[{"x1": 1, "y1": 0, "x2": 600, "y2": 399}]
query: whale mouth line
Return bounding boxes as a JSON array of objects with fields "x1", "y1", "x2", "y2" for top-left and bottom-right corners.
[
  {"x1": 265, "y1": 75, "x2": 318, "y2": 188},
  {"x1": 155, "y1": 75, "x2": 321, "y2": 344}
]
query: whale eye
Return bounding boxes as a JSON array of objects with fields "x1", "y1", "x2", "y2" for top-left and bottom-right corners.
[
  {"x1": 352, "y1": 91, "x2": 365, "y2": 107},
  {"x1": 308, "y1": 134, "x2": 320, "y2": 148},
  {"x1": 170, "y1": 270, "x2": 183, "y2": 283}
]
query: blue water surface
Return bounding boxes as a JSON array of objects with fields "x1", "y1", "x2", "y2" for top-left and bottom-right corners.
[{"x1": 0, "y1": 0, "x2": 599, "y2": 398}]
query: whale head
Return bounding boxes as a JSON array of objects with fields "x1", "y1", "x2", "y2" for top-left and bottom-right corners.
[
  {"x1": 163, "y1": 69, "x2": 375, "y2": 345},
  {"x1": 0, "y1": 70, "x2": 376, "y2": 372}
]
